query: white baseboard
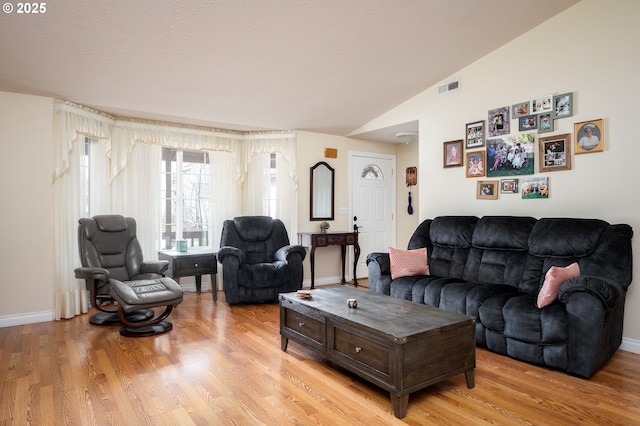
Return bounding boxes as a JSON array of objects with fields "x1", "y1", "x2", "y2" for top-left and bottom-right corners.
[
  {"x1": 621, "y1": 337, "x2": 640, "y2": 354},
  {"x1": 302, "y1": 275, "x2": 344, "y2": 288},
  {"x1": 179, "y1": 282, "x2": 213, "y2": 293},
  {"x1": 0, "y1": 310, "x2": 54, "y2": 328}
]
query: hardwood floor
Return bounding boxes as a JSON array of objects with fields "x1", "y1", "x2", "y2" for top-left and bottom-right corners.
[{"x1": 2, "y1": 286, "x2": 639, "y2": 425}]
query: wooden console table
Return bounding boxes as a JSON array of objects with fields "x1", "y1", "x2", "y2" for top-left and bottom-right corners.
[
  {"x1": 158, "y1": 249, "x2": 217, "y2": 301},
  {"x1": 298, "y1": 231, "x2": 360, "y2": 289}
]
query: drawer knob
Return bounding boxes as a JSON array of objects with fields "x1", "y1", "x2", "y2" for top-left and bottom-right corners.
[
  {"x1": 194, "y1": 263, "x2": 199, "y2": 267},
  {"x1": 355, "y1": 346, "x2": 362, "y2": 353},
  {"x1": 299, "y1": 322, "x2": 305, "y2": 327}
]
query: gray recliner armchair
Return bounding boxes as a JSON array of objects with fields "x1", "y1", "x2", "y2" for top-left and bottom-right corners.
[
  {"x1": 74, "y1": 215, "x2": 184, "y2": 337},
  {"x1": 218, "y1": 216, "x2": 306, "y2": 305}
]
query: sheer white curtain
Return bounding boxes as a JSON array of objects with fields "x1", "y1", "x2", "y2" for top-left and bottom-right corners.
[
  {"x1": 242, "y1": 133, "x2": 298, "y2": 234},
  {"x1": 275, "y1": 152, "x2": 297, "y2": 236},
  {"x1": 211, "y1": 151, "x2": 242, "y2": 250},
  {"x1": 244, "y1": 152, "x2": 272, "y2": 216},
  {"x1": 52, "y1": 101, "x2": 297, "y2": 319},
  {"x1": 110, "y1": 135, "x2": 162, "y2": 256},
  {"x1": 52, "y1": 101, "x2": 113, "y2": 320}
]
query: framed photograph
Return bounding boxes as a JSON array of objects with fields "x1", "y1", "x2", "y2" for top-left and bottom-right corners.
[
  {"x1": 574, "y1": 119, "x2": 604, "y2": 154},
  {"x1": 500, "y1": 178, "x2": 519, "y2": 194},
  {"x1": 538, "y1": 113, "x2": 554, "y2": 133},
  {"x1": 477, "y1": 180, "x2": 499, "y2": 200},
  {"x1": 465, "y1": 120, "x2": 485, "y2": 149},
  {"x1": 518, "y1": 115, "x2": 538, "y2": 132},
  {"x1": 466, "y1": 150, "x2": 486, "y2": 178},
  {"x1": 488, "y1": 106, "x2": 510, "y2": 137},
  {"x1": 539, "y1": 133, "x2": 571, "y2": 172},
  {"x1": 486, "y1": 133, "x2": 535, "y2": 177},
  {"x1": 512, "y1": 101, "x2": 530, "y2": 118},
  {"x1": 443, "y1": 140, "x2": 464, "y2": 168},
  {"x1": 553, "y1": 92, "x2": 573, "y2": 119},
  {"x1": 531, "y1": 95, "x2": 553, "y2": 114},
  {"x1": 522, "y1": 176, "x2": 549, "y2": 199}
]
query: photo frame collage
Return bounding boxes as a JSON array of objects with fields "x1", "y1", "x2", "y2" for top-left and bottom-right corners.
[{"x1": 442, "y1": 91, "x2": 605, "y2": 199}]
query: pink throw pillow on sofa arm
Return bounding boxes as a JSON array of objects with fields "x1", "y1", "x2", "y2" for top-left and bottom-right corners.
[
  {"x1": 388, "y1": 247, "x2": 430, "y2": 280},
  {"x1": 536, "y1": 262, "x2": 580, "y2": 308}
]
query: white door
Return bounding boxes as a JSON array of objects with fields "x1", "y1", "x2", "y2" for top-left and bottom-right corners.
[{"x1": 349, "y1": 152, "x2": 396, "y2": 280}]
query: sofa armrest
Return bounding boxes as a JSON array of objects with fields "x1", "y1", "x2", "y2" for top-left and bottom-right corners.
[
  {"x1": 140, "y1": 260, "x2": 169, "y2": 275},
  {"x1": 557, "y1": 275, "x2": 627, "y2": 378},
  {"x1": 366, "y1": 252, "x2": 391, "y2": 275},
  {"x1": 218, "y1": 246, "x2": 245, "y2": 264},
  {"x1": 74, "y1": 266, "x2": 112, "y2": 301},
  {"x1": 275, "y1": 245, "x2": 307, "y2": 263},
  {"x1": 74, "y1": 266, "x2": 110, "y2": 282},
  {"x1": 558, "y1": 276, "x2": 624, "y2": 310},
  {"x1": 366, "y1": 252, "x2": 392, "y2": 295}
]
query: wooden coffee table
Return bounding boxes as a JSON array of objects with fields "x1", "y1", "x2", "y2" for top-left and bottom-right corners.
[{"x1": 279, "y1": 287, "x2": 476, "y2": 419}]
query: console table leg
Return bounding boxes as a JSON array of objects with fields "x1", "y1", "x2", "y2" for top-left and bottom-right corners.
[
  {"x1": 310, "y1": 247, "x2": 316, "y2": 289},
  {"x1": 195, "y1": 275, "x2": 202, "y2": 294},
  {"x1": 353, "y1": 241, "x2": 360, "y2": 286},
  {"x1": 340, "y1": 244, "x2": 347, "y2": 283},
  {"x1": 281, "y1": 336, "x2": 289, "y2": 351},
  {"x1": 465, "y1": 369, "x2": 475, "y2": 388},
  {"x1": 390, "y1": 393, "x2": 409, "y2": 419}
]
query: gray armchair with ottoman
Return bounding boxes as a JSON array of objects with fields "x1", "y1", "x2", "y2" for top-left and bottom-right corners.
[
  {"x1": 218, "y1": 216, "x2": 306, "y2": 305},
  {"x1": 75, "y1": 215, "x2": 184, "y2": 337},
  {"x1": 367, "y1": 215, "x2": 633, "y2": 378}
]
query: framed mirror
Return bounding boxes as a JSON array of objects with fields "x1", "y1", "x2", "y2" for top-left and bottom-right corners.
[{"x1": 310, "y1": 161, "x2": 334, "y2": 221}]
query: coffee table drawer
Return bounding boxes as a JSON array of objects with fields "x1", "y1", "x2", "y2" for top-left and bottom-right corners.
[
  {"x1": 283, "y1": 308, "x2": 324, "y2": 345},
  {"x1": 332, "y1": 326, "x2": 391, "y2": 375}
]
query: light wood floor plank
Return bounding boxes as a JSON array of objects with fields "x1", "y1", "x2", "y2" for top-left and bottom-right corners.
[{"x1": 1, "y1": 286, "x2": 639, "y2": 425}]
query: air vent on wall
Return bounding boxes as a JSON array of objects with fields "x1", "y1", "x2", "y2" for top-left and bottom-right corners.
[{"x1": 437, "y1": 79, "x2": 460, "y2": 95}]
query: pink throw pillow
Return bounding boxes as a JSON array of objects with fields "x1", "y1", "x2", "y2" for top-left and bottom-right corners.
[
  {"x1": 389, "y1": 247, "x2": 429, "y2": 280},
  {"x1": 537, "y1": 262, "x2": 580, "y2": 308}
]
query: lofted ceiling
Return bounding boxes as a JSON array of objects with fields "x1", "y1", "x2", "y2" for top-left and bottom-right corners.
[{"x1": 0, "y1": 0, "x2": 579, "y2": 143}]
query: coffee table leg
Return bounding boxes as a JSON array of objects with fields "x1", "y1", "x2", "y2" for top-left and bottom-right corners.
[
  {"x1": 390, "y1": 393, "x2": 408, "y2": 419},
  {"x1": 281, "y1": 336, "x2": 289, "y2": 352},
  {"x1": 465, "y1": 369, "x2": 475, "y2": 388}
]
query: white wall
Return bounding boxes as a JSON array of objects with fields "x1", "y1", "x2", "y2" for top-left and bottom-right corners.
[
  {"x1": 295, "y1": 131, "x2": 398, "y2": 285},
  {"x1": 396, "y1": 141, "x2": 420, "y2": 246},
  {"x1": 0, "y1": 91, "x2": 54, "y2": 324},
  {"x1": 357, "y1": 0, "x2": 640, "y2": 347}
]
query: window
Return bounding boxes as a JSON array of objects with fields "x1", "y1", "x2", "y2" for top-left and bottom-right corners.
[
  {"x1": 160, "y1": 148, "x2": 210, "y2": 250},
  {"x1": 80, "y1": 136, "x2": 109, "y2": 217},
  {"x1": 267, "y1": 153, "x2": 277, "y2": 216},
  {"x1": 80, "y1": 137, "x2": 91, "y2": 217}
]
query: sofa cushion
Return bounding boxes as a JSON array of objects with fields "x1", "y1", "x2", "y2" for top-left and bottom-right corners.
[
  {"x1": 249, "y1": 262, "x2": 289, "y2": 288},
  {"x1": 389, "y1": 247, "x2": 429, "y2": 279},
  {"x1": 462, "y1": 216, "x2": 536, "y2": 289},
  {"x1": 233, "y1": 216, "x2": 275, "y2": 241},
  {"x1": 503, "y1": 295, "x2": 569, "y2": 344},
  {"x1": 427, "y1": 216, "x2": 478, "y2": 279},
  {"x1": 537, "y1": 262, "x2": 580, "y2": 308},
  {"x1": 429, "y1": 216, "x2": 477, "y2": 247},
  {"x1": 528, "y1": 218, "x2": 608, "y2": 257},
  {"x1": 472, "y1": 216, "x2": 536, "y2": 250}
]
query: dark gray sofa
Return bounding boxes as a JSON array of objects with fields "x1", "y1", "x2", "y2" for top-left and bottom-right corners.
[{"x1": 366, "y1": 216, "x2": 633, "y2": 378}]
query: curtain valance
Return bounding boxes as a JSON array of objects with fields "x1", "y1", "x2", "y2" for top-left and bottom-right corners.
[
  {"x1": 53, "y1": 100, "x2": 297, "y2": 185},
  {"x1": 53, "y1": 100, "x2": 114, "y2": 182}
]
